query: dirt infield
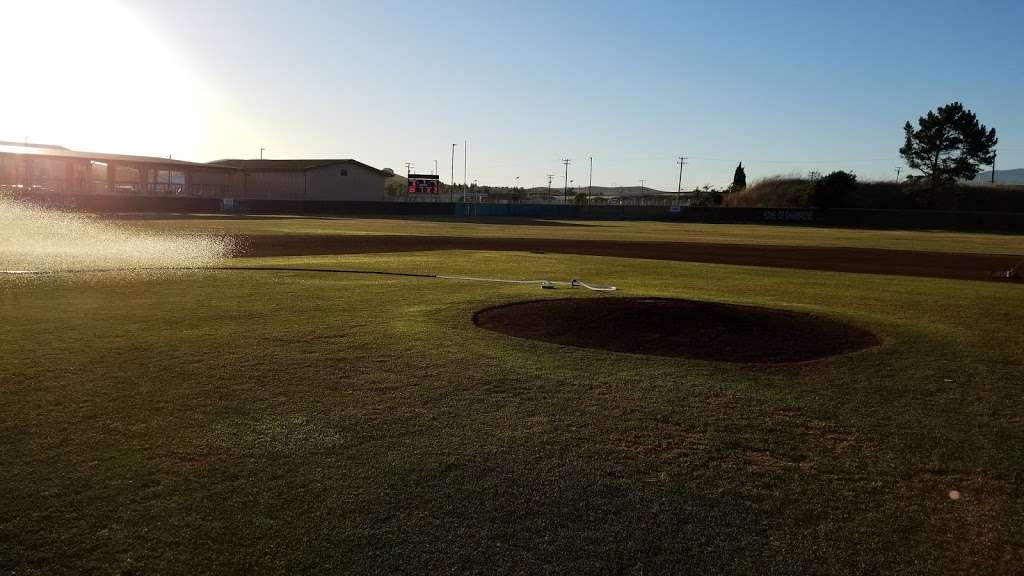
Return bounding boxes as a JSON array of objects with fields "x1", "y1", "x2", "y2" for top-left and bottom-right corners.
[
  {"x1": 474, "y1": 298, "x2": 881, "y2": 363},
  {"x1": 235, "y1": 234, "x2": 1023, "y2": 282}
]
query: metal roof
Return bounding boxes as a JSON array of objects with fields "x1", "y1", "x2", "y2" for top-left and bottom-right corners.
[
  {"x1": 0, "y1": 143, "x2": 235, "y2": 170},
  {"x1": 210, "y1": 158, "x2": 392, "y2": 176},
  {"x1": 0, "y1": 143, "x2": 391, "y2": 176},
  {"x1": 0, "y1": 141, "x2": 69, "y2": 150}
]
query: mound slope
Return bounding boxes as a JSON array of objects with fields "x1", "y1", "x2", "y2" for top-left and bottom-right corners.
[{"x1": 474, "y1": 297, "x2": 880, "y2": 363}]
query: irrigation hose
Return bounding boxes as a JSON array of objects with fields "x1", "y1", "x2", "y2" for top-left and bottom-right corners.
[{"x1": 0, "y1": 266, "x2": 618, "y2": 291}]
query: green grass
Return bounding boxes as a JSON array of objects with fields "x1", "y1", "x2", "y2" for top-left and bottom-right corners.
[
  {"x1": 124, "y1": 214, "x2": 1024, "y2": 255},
  {"x1": 2, "y1": 246, "x2": 1022, "y2": 574}
]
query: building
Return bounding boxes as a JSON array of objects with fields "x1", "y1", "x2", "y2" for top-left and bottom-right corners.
[
  {"x1": 1, "y1": 142, "x2": 393, "y2": 202},
  {"x1": 209, "y1": 159, "x2": 391, "y2": 201},
  {"x1": 0, "y1": 141, "x2": 237, "y2": 198}
]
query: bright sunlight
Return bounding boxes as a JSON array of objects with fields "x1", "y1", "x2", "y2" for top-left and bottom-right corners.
[{"x1": 2, "y1": 0, "x2": 207, "y2": 157}]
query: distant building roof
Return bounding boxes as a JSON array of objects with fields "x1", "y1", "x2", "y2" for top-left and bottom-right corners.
[
  {"x1": 0, "y1": 141, "x2": 70, "y2": 150},
  {"x1": 0, "y1": 142, "x2": 231, "y2": 170},
  {"x1": 210, "y1": 158, "x2": 391, "y2": 176}
]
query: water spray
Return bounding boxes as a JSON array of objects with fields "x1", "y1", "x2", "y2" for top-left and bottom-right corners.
[
  {"x1": 0, "y1": 197, "x2": 616, "y2": 290},
  {"x1": 0, "y1": 196, "x2": 231, "y2": 273}
]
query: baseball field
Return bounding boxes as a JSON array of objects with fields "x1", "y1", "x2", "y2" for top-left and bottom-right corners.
[{"x1": 2, "y1": 214, "x2": 1022, "y2": 574}]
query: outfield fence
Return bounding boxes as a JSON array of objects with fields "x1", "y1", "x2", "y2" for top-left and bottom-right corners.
[{"x1": 8, "y1": 192, "x2": 1024, "y2": 232}]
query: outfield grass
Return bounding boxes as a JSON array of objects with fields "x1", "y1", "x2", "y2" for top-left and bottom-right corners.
[
  {"x1": 125, "y1": 214, "x2": 1024, "y2": 256},
  {"x1": 2, "y1": 248, "x2": 1022, "y2": 574}
]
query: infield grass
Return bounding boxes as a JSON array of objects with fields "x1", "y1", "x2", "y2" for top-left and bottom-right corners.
[{"x1": 2, "y1": 247, "x2": 1022, "y2": 574}]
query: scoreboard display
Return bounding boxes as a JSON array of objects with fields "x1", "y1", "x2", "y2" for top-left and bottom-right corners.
[{"x1": 407, "y1": 173, "x2": 441, "y2": 194}]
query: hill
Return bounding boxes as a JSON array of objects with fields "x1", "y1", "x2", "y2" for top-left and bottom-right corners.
[
  {"x1": 523, "y1": 185, "x2": 674, "y2": 197},
  {"x1": 972, "y1": 168, "x2": 1024, "y2": 185}
]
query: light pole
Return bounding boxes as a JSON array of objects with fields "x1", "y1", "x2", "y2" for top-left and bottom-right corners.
[
  {"x1": 515, "y1": 176, "x2": 520, "y2": 190},
  {"x1": 260, "y1": 147, "x2": 265, "y2": 160}
]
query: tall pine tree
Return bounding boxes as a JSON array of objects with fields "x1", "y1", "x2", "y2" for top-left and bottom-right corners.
[
  {"x1": 900, "y1": 102, "x2": 997, "y2": 186},
  {"x1": 731, "y1": 162, "x2": 747, "y2": 191}
]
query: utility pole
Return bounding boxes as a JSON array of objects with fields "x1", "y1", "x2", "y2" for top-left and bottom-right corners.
[
  {"x1": 676, "y1": 156, "x2": 688, "y2": 203},
  {"x1": 260, "y1": 147, "x2": 265, "y2": 160},
  {"x1": 464, "y1": 140, "x2": 468, "y2": 189},
  {"x1": 561, "y1": 159, "x2": 571, "y2": 204},
  {"x1": 640, "y1": 179, "x2": 647, "y2": 204},
  {"x1": 546, "y1": 174, "x2": 554, "y2": 194},
  {"x1": 434, "y1": 160, "x2": 438, "y2": 176},
  {"x1": 450, "y1": 143, "x2": 457, "y2": 201},
  {"x1": 992, "y1": 150, "x2": 997, "y2": 184},
  {"x1": 515, "y1": 176, "x2": 520, "y2": 190},
  {"x1": 895, "y1": 167, "x2": 901, "y2": 183},
  {"x1": 588, "y1": 156, "x2": 593, "y2": 203},
  {"x1": 405, "y1": 162, "x2": 413, "y2": 178}
]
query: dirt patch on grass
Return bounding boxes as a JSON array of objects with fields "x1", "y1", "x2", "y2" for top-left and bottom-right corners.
[
  {"x1": 473, "y1": 298, "x2": 880, "y2": 363},
  {"x1": 235, "y1": 234, "x2": 1023, "y2": 282}
]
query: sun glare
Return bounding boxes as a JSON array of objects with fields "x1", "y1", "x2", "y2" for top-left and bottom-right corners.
[{"x1": 2, "y1": 0, "x2": 207, "y2": 157}]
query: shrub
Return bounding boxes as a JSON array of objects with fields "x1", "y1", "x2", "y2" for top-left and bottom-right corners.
[
  {"x1": 721, "y1": 174, "x2": 1024, "y2": 212},
  {"x1": 810, "y1": 171, "x2": 857, "y2": 209},
  {"x1": 722, "y1": 177, "x2": 813, "y2": 208}
]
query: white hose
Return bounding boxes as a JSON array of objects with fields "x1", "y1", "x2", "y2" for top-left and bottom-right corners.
[
  {"x1": 436, "y1": 275, "x2": 616, "y2": 291},
  {"x1": 2, "y1": 267, "x2": 617, "y2": 290}
]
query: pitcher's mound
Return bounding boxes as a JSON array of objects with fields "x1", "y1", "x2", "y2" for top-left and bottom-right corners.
[{"x1": 474, "y1": 298, "x2": 879, "y2": 363}]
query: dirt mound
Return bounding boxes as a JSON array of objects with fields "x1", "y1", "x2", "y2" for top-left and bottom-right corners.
[{"x1": 473, "y1": 298, "x2": 880, "y2": 363}]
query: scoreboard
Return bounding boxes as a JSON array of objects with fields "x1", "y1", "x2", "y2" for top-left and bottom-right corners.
[{"x1": 407, "y1": 173, "x2": 441, "y2": 195}]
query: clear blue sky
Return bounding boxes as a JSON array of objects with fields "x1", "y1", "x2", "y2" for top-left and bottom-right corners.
[{"x1": 6, "y1": 0, "x2": 1023, "y2": 189}]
